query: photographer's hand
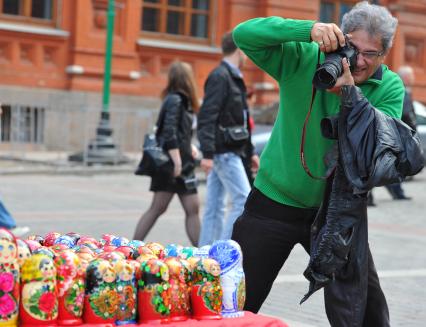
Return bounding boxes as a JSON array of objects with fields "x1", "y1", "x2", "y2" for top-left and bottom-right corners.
[
  {"x1": 328, "y1": 58, "x2": 355, "y2": 94},
  {"x1": 311, "y1": 23, "x2": 346, "y2": 52}
]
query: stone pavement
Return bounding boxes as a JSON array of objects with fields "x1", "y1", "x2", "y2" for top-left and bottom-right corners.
[{"x1": 0, "y1": 158, "x2": 425, "y2": 326}]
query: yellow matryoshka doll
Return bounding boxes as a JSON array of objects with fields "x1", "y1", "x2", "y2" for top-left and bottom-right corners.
[
  {"x1": 191, "y1": 258, "x2": 222, "y2": 320},
  {"x1": 0, "y1": 228, "x2": 19, "y2": 327},
  {"x1": 54, "y1": 249, "x2": 85, "y2": 326},
  {"x1": 20, "y1": 253, "x2": 58, "y2": 327},
  {"x1": 114, "y1": 260, "x2": 137, "y2": 325},
  {"x1": 83, "y1": 258, "x2": 118, "y2": 326}
]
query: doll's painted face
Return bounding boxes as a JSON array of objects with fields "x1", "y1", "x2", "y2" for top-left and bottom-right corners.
[
  {"x1": 102, "y1": 266, "x2": 116, "y2": 283},
  {"x1": 17, "y1": 240, "x2": 31, "y2": 266},
  {"x1": 40, "y1": 258, "x2": 56, "y2": 279},
  {"x1": 204, "y1": 260, "x2": 221, "y2": 277},
  {"x1": 0, "y1": 239, "x2": 17, "y2": 264},
  {"x1": 118, "y1": 264, "x2": 133, "y2": 282}
]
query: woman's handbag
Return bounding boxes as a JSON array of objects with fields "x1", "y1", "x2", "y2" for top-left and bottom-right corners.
[{"x1": 134, "y1": 133, "x2": 172, "y2": 177}]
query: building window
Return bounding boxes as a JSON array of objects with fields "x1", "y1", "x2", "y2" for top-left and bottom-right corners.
[
  {"x1": 141, "y1": 0, "x2": 211, "y2": 41},
  {"x1": 0, "y1": 105, "x2": 45, "y2": 144},
  {"x1": 320, "y1": 1, "x2": 357, "y2": 24},
  {"x1": 0, "y1": 0, "x2": 55, "y2": 25}
]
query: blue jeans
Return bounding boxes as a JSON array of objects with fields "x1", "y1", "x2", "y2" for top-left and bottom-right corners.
[
  {"x1": 0, "y1": 198, "x2": 16, "y2": 229},
  {"x1": 199, "y1": 152, "x2": 250, "y2": 246}
]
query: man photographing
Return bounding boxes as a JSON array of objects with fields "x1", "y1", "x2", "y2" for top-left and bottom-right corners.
[{"x1": 232, "y1": 2, "x2": 403, "y2": 326}]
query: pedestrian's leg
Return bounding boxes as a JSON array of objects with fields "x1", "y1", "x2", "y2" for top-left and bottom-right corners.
[
  {"x1": 133, "y1": 192, "x2": 174, "y2": 241},
  {"x1": 362, "y1": 248, "x2": 390, "y2": 327},
  {"x1": 215, "y1": 153, "x2": 250, "y2": 239},
  {"x1": 198, "y1": 168, "x2": 225, "y2": 246},
  {"x1": 0, "y1": 198, "x2": 17, "y2": 229},
  {"x1": 178, "y1": 193, "x2": 200, "y2": 247}
]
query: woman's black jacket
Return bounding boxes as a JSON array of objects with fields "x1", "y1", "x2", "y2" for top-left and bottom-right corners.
[{"x1": 156, "y1": 92, "x2": 195, "y2": 176}]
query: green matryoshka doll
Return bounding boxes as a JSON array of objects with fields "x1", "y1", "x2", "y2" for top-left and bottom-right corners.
[
  {"x1": 190, "y1": 258, "x2": 222, "y2": 320},
  {"x1": 137, "y1": 258, "x2": 170, "y2": 324}
]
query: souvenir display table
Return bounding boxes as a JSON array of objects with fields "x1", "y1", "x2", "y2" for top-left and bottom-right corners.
[{"x1": 0, "y1": 230, "x2": 289, "y2": 327}]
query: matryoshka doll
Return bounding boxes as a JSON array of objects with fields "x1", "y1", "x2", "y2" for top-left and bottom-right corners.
[
  {"x1": 54, "y1": 250, "x2": 85, "y2": 326},
  {"x1": 83, "y1": 258, "x2": 118, "y2": 326},
  {"x1": 114, "y1": 260, "x2": 137, "y2": 325},
  {"x1": 209, "y1": 240, "x2": 245, "y2": 318},
  {"x1": 0, "y1": 228, "x2": 19, "y2": 327},
  {"x1": 164, "y1": 257, "x2": 190, "y2": 322},
  {"x1": 138, "y1": 258, "x2": 170, "y2": 324},
  {"x1": 190, "y1": 258, "x2": 222, "y2": 320},
  {"x1": 145, "y1": 242, "x2": 165, "y2": 259},
  {"x1": 20, "y1": 253, "x2": 58, "y2": 327},
  {"x1": 43, "y1": 232, "x2": 61, "y2": 247},
  {"x1": 16, "y1": 238, "x2": 31, "y2": 268}
]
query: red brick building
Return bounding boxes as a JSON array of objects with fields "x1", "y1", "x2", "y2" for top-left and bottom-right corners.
[{"x1": 0, "y1": 0, "x2": 425, "y2": 151}]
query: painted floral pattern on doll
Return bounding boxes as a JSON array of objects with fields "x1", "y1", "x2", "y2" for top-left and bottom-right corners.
[
  {"x1": 138, "y1": 258, "x2": 171, "y2": 323},
  {"x1": 20, "y1": 253, "x2": 58, "y2": 321},
  {"x1": 114, "y1": 260, "x2": 137, "y2": 324},
  {"x1": 0, "y1": 228, "x2": 19, "y2": 326},
  {"x1": 191, "y1": 258, "x2": 223, "y2": 317},
  {"x1": 54, "y1": 250, "x2": 85, "y2": 321},
  {"x1": 164, "y1": 257, "x2": 190, "y2": 321},
  {"x1": 85, "y1": 259, "x2": 119, "y2": 321}
]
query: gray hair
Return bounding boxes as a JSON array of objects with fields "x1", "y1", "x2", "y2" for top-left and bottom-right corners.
[
  {"x1": 397, "y1": 65, "x2": 414, "y2": 78},
  {"x1": 341, "y1": 1, "x2": 398, "y2": 52}
]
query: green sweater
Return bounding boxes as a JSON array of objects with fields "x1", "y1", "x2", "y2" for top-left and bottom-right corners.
[{"x1": 233, "y1": 17, "x2": 404, "y2": 208}]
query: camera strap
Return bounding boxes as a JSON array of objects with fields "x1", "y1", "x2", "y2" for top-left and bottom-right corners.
[{"x1": 300, "y1": 49, "x2": 335, "y2": 180}]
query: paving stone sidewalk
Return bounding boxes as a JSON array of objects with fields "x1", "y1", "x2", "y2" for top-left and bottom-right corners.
[{"x1": 0, "y1": 158, "x2": 425, "y2": 326}]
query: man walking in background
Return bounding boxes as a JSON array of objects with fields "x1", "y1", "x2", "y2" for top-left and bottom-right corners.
[{"x1": 197, "y1": 32, "x2": 259, "y2": 246}]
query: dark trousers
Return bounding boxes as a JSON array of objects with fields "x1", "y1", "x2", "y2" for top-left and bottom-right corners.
[{"x1": 232, "y1": 188, "x2": 390, "y2": 327}]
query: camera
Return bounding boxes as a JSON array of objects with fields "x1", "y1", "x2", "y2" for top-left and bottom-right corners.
[{"x1": 312, "y1": 40, "x2": 357, "y2": 90}]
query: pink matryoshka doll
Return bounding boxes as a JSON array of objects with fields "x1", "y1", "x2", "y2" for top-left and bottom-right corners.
[
  {"x1": 20, "y1": 253, "x2": 58, "y2": 327},
  {"x1": 83, "y1": 258, "x2": 118, "y2": 326},
  {"x1": 0, "y1": 228, "x2": 19, "y2": 327},
  {"x1": 138, "y1": 258, "x2": 170, "y2": 324},
  {"x1": 54, "y1": 250, "x2": 85, "y2": 326},
  {"x1": 114, "y1": 260, "x2": 137, "y2": 325},
  {"x1": 190, "y1": 258, "x2": 222, "y2": 320},
  {"x1": 164, "y1": 257, "x2": 190, "y2": 322}
]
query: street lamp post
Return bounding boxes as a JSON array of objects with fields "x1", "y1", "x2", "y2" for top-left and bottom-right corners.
[{"x1": 69, "y1": 0, "x2": 127, "y2": 164}]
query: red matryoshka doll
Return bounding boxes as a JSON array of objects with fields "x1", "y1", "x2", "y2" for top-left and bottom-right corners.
[
  {"x1": 115, "y1": 246, "x2": 135, "y2": 260},
  {"x1": 145, "y1": 242, "x2": 165, "y2": 259},
  {"x1": 138, "y1": 258, "x2": 170, "y2": 324},
  {"x1": 114, "y1": 260, "x2": 137, "y2": 325},
  {"x1": 16, "y1": 238, "x2": 31, "y2": 267},
  {"x1": 20, "y1": 253, "x2": 58, "y2": 326},
  {"x1": 43, "y1": 232, "x2": 61, "y2": 247},
  {"x1": 164, "y1": 257, "x2": 190, "y2": 322},
  {"x1": 83, "y1": 259, "x2": 118, "y2": 326},
  {"x1": 54, "y1": 250, "x2": 85, "y2": 326},
  {"x1": 0, "y1": 228, "x2": 19, "y2": 327},
  {"x1": 191, "y1": 258, "x2": 222, "y2": 320}
]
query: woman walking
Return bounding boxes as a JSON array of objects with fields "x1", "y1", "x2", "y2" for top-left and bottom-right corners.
[{"x1": 134, "y1": 61, "x2": 200, "y2": 246}]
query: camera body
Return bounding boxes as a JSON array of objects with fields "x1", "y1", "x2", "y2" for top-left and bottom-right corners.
[{"x1": 312, "y1": 41, "x2": 357, "y2": 90}]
